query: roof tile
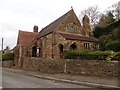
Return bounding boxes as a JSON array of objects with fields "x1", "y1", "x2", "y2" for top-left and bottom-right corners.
[
  {"x1": 59, "y1": 32, "x2": 98, "y2": 42},
  {"x1": 18, "y1": 30, "x2": 38, "y2": 46}
]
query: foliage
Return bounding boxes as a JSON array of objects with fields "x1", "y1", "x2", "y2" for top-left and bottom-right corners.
[
  {"x1": 64, "y1": 50, "x2": 120, "y2": 60},
  {"x1": 93, "y1": 12, "x2": 115, "y2": 38},
  {"x1": 93, "y1": 14, "x2": 119, "y2": 51},
  {"x1": 93, "y1": 26, "x2": 104, "y2": 38},
  {"x1": 2, "y1": 52, "x2": 14, "y2": 61},
  {"x1": 112, "y1": 52, "x2": 120, "y2": 60},
  {"x1": 105, "y1": 40, "x2": 120, "y2": 52},
  {"x1": 98, "y1": 12, "x2": 115, "y2": 28}
]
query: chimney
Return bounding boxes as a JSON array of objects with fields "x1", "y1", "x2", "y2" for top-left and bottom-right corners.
[{"x1": 33, "y1": 25, "x2": 38, "y2": 33}]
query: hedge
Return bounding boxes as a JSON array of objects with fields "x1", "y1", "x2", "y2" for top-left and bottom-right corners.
[
  {"x1": 105, "y1": 40, "x2": 120, "y2": 52},
  {"x1": 112, "y1": 52, "x2": 120, "y2": 60},
  {"x1": 2, "y1": 52, "x2": 14, "y2": 61},
  {"x1": 64, "y1": 50, "x2": 120, "y2": 60}
]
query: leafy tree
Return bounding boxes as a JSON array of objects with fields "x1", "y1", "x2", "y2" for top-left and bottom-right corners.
[
  {"x1": 93, "y1": 12, "x2": 115, "y2": 38},
  {"x1": 98, "y1": 35, "x2": 108, "y2": 50},
  {"x1": 98, "y1": 12, "x2": 115, "y2": 28},
  {"x1": 112, "y1": 24, "x2": 120, "y2": 40},
  {"x1": 93, "y1": 26, "x2": 104, "y2": 38}
]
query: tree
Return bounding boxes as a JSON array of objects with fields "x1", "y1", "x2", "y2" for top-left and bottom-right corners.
[
  {"x1": 107, "y1": 1, "x2": 120, "y2": 21},
  {"x1": 98, "y1": 35, "x2": 108, "y2": 50},
  {"x1": 113, "y1": 28, "x2": 120, "y2": 40},
  {"x1": 98, "y1": 12, "x2": 115, "y2": 28},
  {"x1": 80, "y1": 6, "x2": 101, "y2": 28},
  {"x1": 93, "y1": 12, "x2": 115, "y2": 38},
  {"x1": 93, "y1": 26, "x2": 104, "y2": 38}
]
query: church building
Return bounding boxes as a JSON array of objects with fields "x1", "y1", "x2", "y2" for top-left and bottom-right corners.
[{"x1": 14, "y1": 9, "x2": 99, "y2": 63}]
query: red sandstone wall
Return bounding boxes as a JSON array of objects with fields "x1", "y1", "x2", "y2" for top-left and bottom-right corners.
[{"x1": 22, "y1": 57, "x2": 119, "y2": 78}]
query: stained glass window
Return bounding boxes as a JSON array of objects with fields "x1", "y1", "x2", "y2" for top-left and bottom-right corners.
[{"x1": 66, "y1": 23, "x2": 78, "y2": 34}]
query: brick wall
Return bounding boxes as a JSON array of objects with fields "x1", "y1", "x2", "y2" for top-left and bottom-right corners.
[{"x1": 22, "y1": 57, "x2": 119, "y2": 78}]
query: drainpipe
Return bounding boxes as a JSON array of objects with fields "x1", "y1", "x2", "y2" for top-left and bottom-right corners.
[
  {"x1": 18, "y1": 44, "x2": 22, "y2": 68},
  {"x1": 52, "y1": 33, "x2": 54, "y2": 58},
  {"x1": 64, "y1": 60, "x2": 67, "y2": 73}
]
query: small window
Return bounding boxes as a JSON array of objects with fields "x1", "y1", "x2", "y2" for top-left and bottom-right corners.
[
  {"x1": 84, "y1": 43, "x2": 90, "y2": 49},
  {"x1": 93, "y1": 44, "x2": 98, "y2": 50}
]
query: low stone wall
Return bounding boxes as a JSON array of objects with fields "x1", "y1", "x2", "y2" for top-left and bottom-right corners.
[
  {"x1": 22, "y1": 57, "x2": 120, "y2": 78},
  {"x1": 66, "y1": 60, "x2": 119, "y2": 77},
  {"x1": 23, "y1": 57, "x2": 64, "y2": 74},
  {"x1": 2, "y1": 60, "x2": 14, "y2": 68}
]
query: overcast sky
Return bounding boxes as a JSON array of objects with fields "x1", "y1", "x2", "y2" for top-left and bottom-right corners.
[{"x1": 0, "y1": 0, "x2": 119, "y2": 49}]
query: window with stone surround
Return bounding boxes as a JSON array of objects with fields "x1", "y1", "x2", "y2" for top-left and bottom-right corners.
[
  {"x1": 84, "y1": 43, "x2": 90, "y2": 49},
  {"x1": 66, "y1": 23, "x2": 78, "y2": 34},
  {"x1": 70, "y1": 43, "x2": 77, "y2": 50},
  {"x1": 93, "y1": 44, "x2": 98, "y2": 50},
  {"x1": 43, "y1": 36, "x2": 47, "y2": 47}
]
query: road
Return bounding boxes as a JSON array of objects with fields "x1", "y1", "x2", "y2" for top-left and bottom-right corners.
[{"x1": 2, "y1": 70, "x2": 93, "y2": 88}]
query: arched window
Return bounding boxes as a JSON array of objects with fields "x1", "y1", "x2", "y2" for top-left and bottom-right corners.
[
  {"x1": 66, "y1": 23, "x2": 78, "y2": 34},
  {"x1": 70, "y1": 43, "x2": 77, "y2": 50},
  {"x1": 32, "y1": 46, "x2": 37, "y2": 57},
  {"x1": 59, "y1": 44, "x2": 64, "y2": 58}
]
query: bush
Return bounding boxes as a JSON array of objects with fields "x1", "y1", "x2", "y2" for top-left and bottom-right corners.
[
  {"x1": 105, "y1": 40, "x2": 120, "y2": 52},
  {"x1": 64, "y1": 50, "x2": 119, "y2": 60},
  {"x1": 2, "y1": 52, "x2": 14, "y2": 61},
  {"x1": 112, "y1": 52, "x2": 120, "y2": 60},
  {"x1": 64, "y1": 50, "x2": 79, "y2": 59}
]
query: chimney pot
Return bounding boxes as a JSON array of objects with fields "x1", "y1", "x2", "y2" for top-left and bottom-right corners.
[{"x1": 33, "y1": 25, "x2": 38, "y2": 33}]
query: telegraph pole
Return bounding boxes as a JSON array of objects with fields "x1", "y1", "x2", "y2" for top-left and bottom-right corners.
[
  {"x1": 1, "y1": 38, "x2": 3, "y2": 62},
  {"x1": 2, "y1": 38, "x2": 3, "y2": 53}
]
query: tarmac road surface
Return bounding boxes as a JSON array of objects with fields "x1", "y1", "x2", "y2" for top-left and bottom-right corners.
[{"x1": 2, "y1": 70, "x2": 93, "y2": 88}]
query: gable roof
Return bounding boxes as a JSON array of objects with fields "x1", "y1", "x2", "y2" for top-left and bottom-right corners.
[
  {"x1": 37, "y1": 9, "x2": 76, "y2": 38},
  {"x1": 59, "y1": 32, "x2": 98, "y2": 42},
  {"x1": 17, "y1": 30, "x2": 38, "y2": 46}
]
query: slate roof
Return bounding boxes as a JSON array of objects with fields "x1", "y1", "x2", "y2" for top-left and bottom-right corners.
[
  {"x1": 17, "y1": 30, "x2": 38, "y2": 46},
  {"x1": 38, "y1": 9, "x2": 75, "y2": 38},
  {"x1": 17, "y1": 9, "x2": 98, "y2": 46},
  {"x1": 59, "y1": 32, "x2": 98, "y2": 42}
]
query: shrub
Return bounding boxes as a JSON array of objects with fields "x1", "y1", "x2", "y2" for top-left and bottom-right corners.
[
  {"x1": 64, "y1": 50, "x2": 79, "y2": 59},
  {"x1": 112, "y1": 52, "x2": 120, "y2": 60},
  {"x1": 64, "y1": 50, "x2": 119, "y2": 60},
  {"x1": 105, "y1": 40, "x2": 120, "y2": 52},
  {"x1": 2, "y1": 52, "x2": 14, "y2": 61}
]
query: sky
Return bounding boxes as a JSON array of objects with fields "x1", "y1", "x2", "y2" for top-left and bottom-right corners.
[{"x1": 0, "y1": 0, "x2": 119, "y2": 49}]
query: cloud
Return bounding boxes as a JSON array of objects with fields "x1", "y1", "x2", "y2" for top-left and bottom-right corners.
[{"x1": 0, "y1": 0, "x2": 119, "y2": 49}]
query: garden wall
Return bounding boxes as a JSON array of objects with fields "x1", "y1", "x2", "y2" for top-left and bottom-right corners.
[
  {"x1": 2, "y1": 60, "x2": 14, "y2": 68},
  {"x1": 22, "y1": 57, "x2": 120, "y2": 78}
]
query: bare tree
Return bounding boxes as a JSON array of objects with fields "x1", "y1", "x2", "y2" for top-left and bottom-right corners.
[
  {"x1": 80, "y1": 6, "x2": 101, "y2": 28},
  {"x1": 107, "y1": 1, "x2": 120, "y2": 21}
]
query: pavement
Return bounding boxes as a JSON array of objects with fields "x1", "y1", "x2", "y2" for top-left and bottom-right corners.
[{"x1": 2, "y1": 67, "x2": 120, "y2": 89}]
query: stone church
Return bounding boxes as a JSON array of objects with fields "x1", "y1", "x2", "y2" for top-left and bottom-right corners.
[{"x1": 14, "y1": 9, "x2": 99, "y2": 63}]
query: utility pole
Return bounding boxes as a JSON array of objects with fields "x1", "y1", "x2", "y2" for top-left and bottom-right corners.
[{"x1": 2, "y1": 38, "x2": 3, "y2": 53}]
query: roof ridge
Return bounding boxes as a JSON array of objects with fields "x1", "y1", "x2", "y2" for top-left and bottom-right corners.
[
  {"x1": 38, "y1": 9, "x2": 75, "y2": 37},
  {"x1": 40, "y1": 9, "x2": 73, "y2": 32},
  {"x1": 19, "y1": 30, "x2": 38, "y2": 34}
]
